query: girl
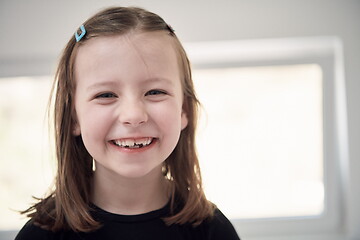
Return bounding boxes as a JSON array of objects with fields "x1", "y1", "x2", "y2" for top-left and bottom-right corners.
[{"x1": 16, "y1": 6, "x2": 240, "y2": 240}]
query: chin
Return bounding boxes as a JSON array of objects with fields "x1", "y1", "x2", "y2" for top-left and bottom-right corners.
[{"x1": 114, "y1": 165, "x2": 162, "y2": 180}]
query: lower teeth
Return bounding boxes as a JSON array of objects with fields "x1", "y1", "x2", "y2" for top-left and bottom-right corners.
[{"x1": 124, "y1": 144, "x2": 143, "y2": 149}]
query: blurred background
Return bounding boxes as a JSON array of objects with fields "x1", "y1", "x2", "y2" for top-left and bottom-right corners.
[{"x1": 0, "y1": 0, "x2": 359, "y2": 239}]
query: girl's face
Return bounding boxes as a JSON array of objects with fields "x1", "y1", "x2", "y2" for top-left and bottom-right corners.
[{"x1": 73, "y1": 32, "x2": 188, "y2": 180}]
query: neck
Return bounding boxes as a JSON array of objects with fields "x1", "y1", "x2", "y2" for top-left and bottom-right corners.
[{"x1": 91, "y1": 166, "x2": 170, "y2": 215}]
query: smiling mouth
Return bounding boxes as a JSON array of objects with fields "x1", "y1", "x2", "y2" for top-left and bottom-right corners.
[{"x1": 111, "y1": 137, "x2": 154, "y2": 149}]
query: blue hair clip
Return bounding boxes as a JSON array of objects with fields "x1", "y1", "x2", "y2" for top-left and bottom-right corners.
[
  {"x1": 167, "y1": 24, "x2": 175, "y2": 34},
  {"x1": 75, "y1": 25, "x2": 86, "y2": 42}
]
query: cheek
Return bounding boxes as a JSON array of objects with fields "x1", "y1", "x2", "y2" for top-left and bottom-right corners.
[
  {"x1": 150, "y1": 102, "x2": 183, "y2": 129},
  {"x1": 77, "y1": 106, "x2": 115, "y2": 141}
]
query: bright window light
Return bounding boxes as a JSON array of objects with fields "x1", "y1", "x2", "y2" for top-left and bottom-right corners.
[
  {"x1": 0, "y1": 64, "x2": 325, "y2": 228},
  {"x1": 194, "y1": 64, "x2": 324, "y2": 219},
  {"x1": 0, "y1": 76, "x2": 54, "y2": 230}
]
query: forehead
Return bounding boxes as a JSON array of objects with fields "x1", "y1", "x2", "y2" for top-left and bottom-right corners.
[{"x1": 74, "y1": 31, "x2": 180, "y2": 83}]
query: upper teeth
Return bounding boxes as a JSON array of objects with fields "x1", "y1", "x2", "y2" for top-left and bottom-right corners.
[{"x1": 113, "y1": 138, "x2": 153, "y2": 148}]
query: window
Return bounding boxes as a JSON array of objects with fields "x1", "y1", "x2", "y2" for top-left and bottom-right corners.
[
  {"x1": 185, "y1": 37, "x2": 347, "y2": 239},
  {"x1": 0, "y1": 76, "x2": 54, "y2": 234},
  {"x1": 194, "y1": 64, "x2": 324, "y2": 219}
]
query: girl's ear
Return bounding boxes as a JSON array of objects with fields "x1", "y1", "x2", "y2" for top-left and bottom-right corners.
[
  {"x1": 181, "y1": 110, "x2": 188, "y2": 130},
  {"x1": 72, "y1": 109, "x2": 81, "y2": 136},
  {"x1": 73, "y1": 121, "x2": 81, "y2": 136}
]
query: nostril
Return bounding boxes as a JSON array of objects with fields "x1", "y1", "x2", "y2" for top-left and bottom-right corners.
[
  {"x1": 123, "y1": 119, "x2": 146, "y2": 127},
  {"x1": 118, "y1": 102, "x2": 148, "y2": 126}
]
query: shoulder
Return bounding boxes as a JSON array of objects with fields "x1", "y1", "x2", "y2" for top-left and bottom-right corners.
[
  {"x1": 202, "y1": 208, "x2": 241, "y2": 240},
  {"x1": 15, "y1": 220, "x2": 54, "y2": 240}
]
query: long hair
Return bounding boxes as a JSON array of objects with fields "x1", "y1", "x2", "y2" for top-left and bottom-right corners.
[{"x1": 22, "y1": 6, "x2": 214, "y2": 232}]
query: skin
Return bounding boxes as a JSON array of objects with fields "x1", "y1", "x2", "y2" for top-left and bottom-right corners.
[{"x1": 73, "y1": 31, "x2": 188, "y2": 214}]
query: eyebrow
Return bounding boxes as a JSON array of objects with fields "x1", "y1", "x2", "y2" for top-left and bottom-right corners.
[
  {"x1": 86, "y1": 81, "x2": 119, "y2": 91},
  {"x1": 86, "y1": 77, "x2": 175, "y2": 92},
  {"x1": 144, "y1": 77, "x2": 174, "y2": 86}
]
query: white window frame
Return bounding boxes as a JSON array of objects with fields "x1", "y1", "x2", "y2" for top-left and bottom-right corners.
[{"x1": 184, "y1": 37, "x2": 349, "y2": 240}]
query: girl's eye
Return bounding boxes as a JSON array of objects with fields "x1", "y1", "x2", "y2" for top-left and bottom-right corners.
[
  {"x1": 145, "y1": 89, "x2": 166, "y2": 96},
  {"x1": 96, "y1": 92, "x2": 116, "y2": 98}
]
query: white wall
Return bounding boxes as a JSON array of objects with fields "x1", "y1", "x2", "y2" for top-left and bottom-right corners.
[{"x1": 1, "y1": 0, "x2": 359, "y2": 239}]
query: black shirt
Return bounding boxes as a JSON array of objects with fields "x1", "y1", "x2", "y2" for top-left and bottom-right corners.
[{"x1": 15, "y1": 204, "x2": 240, "y2": 240}]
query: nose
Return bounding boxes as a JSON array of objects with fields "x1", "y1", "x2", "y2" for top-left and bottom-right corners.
[{"x1": 118, "y1": 98, "x2": 148, "y2": 127}]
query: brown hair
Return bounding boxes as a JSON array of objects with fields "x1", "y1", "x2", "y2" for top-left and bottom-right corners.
[{"x1": 22, "y1": 6, "x2": 214, "y2": 232}]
